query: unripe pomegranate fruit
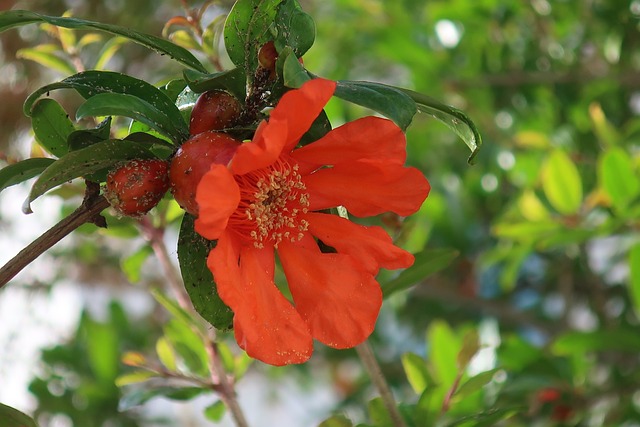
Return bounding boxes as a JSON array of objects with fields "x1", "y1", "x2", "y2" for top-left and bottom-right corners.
[
  {"x1": 189, "y1": 90, "x2": 242, "y2": 135},
  {"x1": 169, "y1": 131, "x2": 241, "y2": 216},
  {"x1": 105, "y1": 158, "x2": 170, "y2": 217}
]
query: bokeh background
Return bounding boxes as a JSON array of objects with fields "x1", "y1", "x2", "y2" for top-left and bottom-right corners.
[{"x1": 2, "y1": 0, "x2": 640, "y2": 426}]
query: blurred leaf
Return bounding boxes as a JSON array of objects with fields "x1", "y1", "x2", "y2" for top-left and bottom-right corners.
[
  {"x1": 0, "y1": 158, "x2": 55, "y2": 194},
  {"x1": 121, "y1": 245, "x2": 152, "y2": 283},
  {"x1": 122, "y1": 352, "x2": 147, "y2": 367},
  {"x1": 0, "y1": 10, "x2": 206, "y2": 72},
  {"x1": 177, "y1": 214, "x2": 234, "y2": 330},
  {"x1": 401, "y1": 352, "x2": 431, "y2": 394},
  {"x1": 399, "y1": 88, "x2": 482, "y2": 163},
  {"x1": 517, "y1": 191, "x2": 549, "y2": 222},
  {"x1": 334, "y1": 80, "x2": 417, "y2": 131},
  {"x1": 76, "y1": 92, "x2": 186, "y2": 143},
  {"x1": 16, "y1": 45, "x2": 76, "y2": 75},
  {"x1": 0, "y1": 402, "x2": 39, "y2": 427},
  {"x1": 552, "y1": 329, "x2": 640, "y2": 354},
  {"x1": 223, "y1": 0, "x2": 282, "y2": 74},
  {"x1": 93, "y1": 36, "x2": 128, "y2": 70},
  {"x1": 156, "y1": 337, "x2": 178, "y2": 372},
  {"x1": 183, "y1": 68, "x2": 247, "y2": 101},
  {"x1": 630, "y1": 245, "x2": 640, "y2": 317},
  {"x1": 318, "y1": 415, "x2": 354, "y2": 427},
  {"x1": 169, "y1": 29, "x2": 200, "y2": 51},
  {"x1": 24, "y1": 71, "x2": 188, "y2": 142},
  {"x1": 454, "y1": 369, "x2": 499, "y2": 400},
  {"x1": 23, "y1": 139, "x2": 154, "y2": 213},
  {"x1": 204, "y1": 401, "x2": 226, "y2": 422},
  {"x1": 599, "y1": 147, "x2": 640, "y2": 211},
  {"x1": 457, "y1": 330, "x2": 480, "y2": 370},
  {"x1": 151, "y1": 289, "x2": 204, "y2": 334},
  {"x1": 589, "y1": 103, "x2": 621, "y2": 147},
  {"x1": 367, "y1": 397, "x2": 394, "y2": 427},
  {"x1": 428, "y1": 320, "x2": 459, "y2": 387},
  {"x1": 274, "y1": 0, "x2": 315, "y2": 57},
  {"x1": 119, "y1": 386, "x2": 207, "y2": 411},
  {"x1": 31, "y1": 98, "x2": 75, "y2": 157},
  {"x1": 541, "y1": 150, "x2": 583, "y2": 215},
  {"x1": 163, "y1": 318, "x2": 209, "y2": 377},
  {"x1": 437, "y1": 407, "x2": 519, "y2": 427},
  {"x1": 83, "y1": 315, "x2": 119, "y2": 383},
  {"x1": 114, "y1": 371, "x2": 156, "y2": 387},
  {"x1": 382, "y1": 248, "x2": 459, "y2": 298}
]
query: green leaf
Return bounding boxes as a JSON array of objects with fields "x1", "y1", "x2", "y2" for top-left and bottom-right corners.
[
  {"x1": 178, "y1": 214, "x2": 234, "y2": 330},
  {"x1": 0, "y1": 10, "x2": 206, "y2": 72},
  {"x1": 224, "y1": 0, "x2": 282, "y2": 74},
  {"x1": 24, "y1": 71, "x2": 188, "y2": 142},
  {"x1": 318, "y1": 415, "x2": 354, "y2": 427},
  {"x1": 23, "y1": 139, "x2": 154, "y2": 213},
  {"x1": 16, "y1": 45, "x2": 76, "y2": 75},
  {"x1": 282, "y1": 49, "x2": 311, "y2": 88},
  {"x1": 401, "y1": 352, "x2": 431, "y2": 394},
  {"x1": 274, "y1": 0, "x2": 315, "y2": 57},
  {"x1": 0, "y1": 158, "x2": 55, "y2": 194},
  {"x1": 0, "y1": 402, "x2": 39, "y2": 427},
  {"x1": 454, "y1": 369, "x2": 499, "y2": 399},
  {"x1": 119, "y1": 386, "x2": 207, "y2": 411},
  {"x1": 599, "y1": 147, "x2": 640, "y2": 211},
  {"x1": 163, "y1": 318, "x2": 209, "y2": 377},
  {"x1": 94, "y1": 36, "x2": 128, "y2": 70},
  {"x1": 121, "y1": 245, "x2": 153, "y2": 283},
  {"x1": 367, "y1": 397, "x2": 394, "y2": 427},
  {"x1": 115, "y1": 370, "x2": 156, "y2": 387},
  {"x1": 204, "y1": 401, "x2": 226, "y2": 422},
  {"x1": 83, "y1": 315, "x2": 119, "y2": 383},
  {"x1": 151, "y1": 288, "x2": 204, "y2": 334},
  {"x1": 76, "y1": 92, "x2": 187, "y2": 143},
  {"x1": 334, "y1": 80, "x2": 417, "y2": 131},
  {"x1": 183, "y1": 67, "x2": 247, "y2": 101},
  {"x1": 398, "y1": 88, "x2": 482, "y2": 164},
  {"x1": 156, "y1": 337, "x2": 178, "y2": 372},
  {"x1": 541, "y1": 149, "x2": 583, "y2": 215},
  {"x1": 67, "y1": 117, "x2": 112, "y2": 151},
  {"x1": 31, "y1": 98, "x2": 75, "y2": 157},
  {"x1": 629, "y1": 244, "x2": 640, "y2": 317},
  {"x1": 381, "y1": 248, "x2": 459, "y2": 298},
  {"x1": 552, "y1": 329, "x2": 640, "y2": 354},
  {"x1": 428, "y1": 320, "x2": 459, "y2": 387},
  {"x1": 457, "y1": 330, "x2": 480, "y2": 370}
]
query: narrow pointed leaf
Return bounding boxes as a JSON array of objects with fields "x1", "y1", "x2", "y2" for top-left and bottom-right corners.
[
  {"x1": 0, "y1": 158, "x2": 56, "y2": 194},
  {"x1": 177, "y1": 214, "x2": 233, "y2": 330},
  {"x1": 16, "y1": 46, "x2": 76, "y2": 75},
  {"x1": 0, "y1": 402, "x2": 39, "y2": 427},
  {"x1": 399, "y1": 88, "x2": 482, "y2": 164},
  {"x1": 334, "y1": 80, "x2": 417, "y2": 131},
  {"x1": 0, "y1": 10, "x2": 206, "y2": 72},
  {"x1": 23, "y1": 139, "x2": 154, "y2": 213},
  {"x1": 76, "y1": 92, "x2": 186, "y2": 143}
]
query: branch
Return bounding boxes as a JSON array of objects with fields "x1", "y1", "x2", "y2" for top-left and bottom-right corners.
[{"x1": 0, "y1": 183, "x2": 109, "y2": 289}]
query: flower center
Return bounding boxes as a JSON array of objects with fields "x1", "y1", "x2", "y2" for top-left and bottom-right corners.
[{"x1": 231, "y1": 157, "x2": 310, "y2": 248}]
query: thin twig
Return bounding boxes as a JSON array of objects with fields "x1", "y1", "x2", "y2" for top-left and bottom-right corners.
[
  {"x1": 356, "y1": 340, "x2": 407, "y2": 427},
  {"x1": 140, "y1": 218, "x2": 250, "y2": 427},
  {"x1": 0, "y1": 184, "x2": 109, "y2": 289}
]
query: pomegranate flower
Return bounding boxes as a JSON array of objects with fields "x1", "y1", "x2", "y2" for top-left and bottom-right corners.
[{"x1": 194, "y1": 78, "x2": 430, "y2": 366}]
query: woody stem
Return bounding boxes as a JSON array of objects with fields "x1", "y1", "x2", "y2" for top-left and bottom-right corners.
[
  {"x1": 356, "y1": 341, "x2": 408, "y2": 427},
  {"x1": 140, "y1": 218, "x2": 250, "y2": 427}
]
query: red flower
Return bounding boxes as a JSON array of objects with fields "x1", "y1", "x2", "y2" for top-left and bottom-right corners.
[{"x1": 194, "y1": 78, "x2": 430, "y2": 365}]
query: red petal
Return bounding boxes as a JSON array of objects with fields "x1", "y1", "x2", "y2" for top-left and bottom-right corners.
[
  {"x1": 194, "y1": 164, "x2": 240, "y2": 240},
  {"x1": 306, "y1": 212, "x2": 414, "y2": 275},
  {"x1": 231, "y1": 79, "x2": 336, "y2": 175},
  {"x1": 207, "y1": 232, "x2": 313, "y2": 366},
  {"x1": 279, "y1": 237, "x2": 382, "y2": 349},
  {"x1": 292, "y1": 117, "x2": 406, "y2": 173},
  {"x1": 305, "y1": 160, "x2": 430, "y2": 217}
]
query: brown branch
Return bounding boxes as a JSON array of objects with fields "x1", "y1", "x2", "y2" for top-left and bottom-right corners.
[{"x1": 0, "y1": 184, "x2": 109, "y2": 289}]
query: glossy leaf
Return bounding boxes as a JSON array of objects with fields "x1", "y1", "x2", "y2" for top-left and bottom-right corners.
[
  {"x1": 31, "y1": 98, "x2": 75, "y2": 157},
  {"x1": 0, "y1": 402, "x2": 39, "y2": 427},
  {"x1": 274, "y1": 0, "x2": 315, "y2": 57},
  {"x1": 24, "y1": 71, "x2": 188, "y2": 142},
  {"x1": 282, "y1": 49, "x2": 311, "y2": 88},
  {"x1": 0, "y1": 158, "x2": 55, "y2": 194},
  {"x1": 381, "y1": 248, "x2": 459, "y2": 298},
  {"x1": 599, "y1": 147, "x2": 640, "y2": 211},
  {"x1": 183, "y1": 67, "x2": 247, "y2": 101},
  {"x1": 399, "y1": 88, "x2": 482, "y2": 163},
  {"x1": 76, "y1": 92, "x2": 187, "y2": 143},
  {"x1": 628, "y1": 245, "x2": 640, "y2": 317},
  {"x1": 67, "y1": 117, "x2": 112, "y2": 151},
  {"x1": 334, "y1": 80, "x2": 417, "y2": 131},
  {"x1": 23, "y1": 139, "x2": 155, "y2": 213},
  {"x1": 177, "y1": 214, "x2": 233, "y2": 330},
  {"x1": 223, "y1": 0, "x2": 282, "y2": 74},
  {"x1": 541, "y1": 150, "x2": 583, "y2": 215},
  {"x1": 0, "y1": 10, "x2": 206, "y2": 72}
]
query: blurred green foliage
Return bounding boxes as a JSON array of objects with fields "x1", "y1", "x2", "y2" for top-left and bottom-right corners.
[{"x1": 1, "y1": 0, "x2": 640, "y2": 426}]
